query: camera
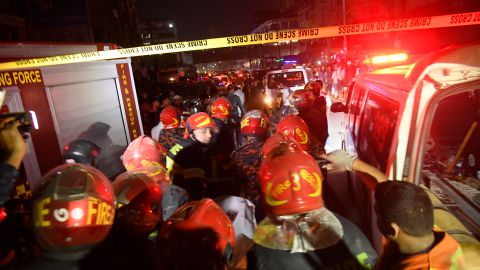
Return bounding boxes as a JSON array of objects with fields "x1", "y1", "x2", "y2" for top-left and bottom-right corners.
[{"x1": 0, "y1": 112, "x2": 35, "y2": 138}]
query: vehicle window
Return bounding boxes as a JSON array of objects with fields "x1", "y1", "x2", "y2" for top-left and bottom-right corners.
[
  {"x1": 267, "y1": 71, "x2": 305, "y2": 88},
  {"x1": 421, "y1": 89, "x2": 480, "y2": 219},
  {"x1": 348, "y1": 85, "x2": 366, "y2": 140},
  {"x1": 357, "y1": 92, "x2": 399, "y2": 171}
]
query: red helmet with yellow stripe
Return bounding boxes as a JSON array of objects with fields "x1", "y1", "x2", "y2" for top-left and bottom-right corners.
[
  {"x1": 211, "y1": 97, "x2": 232, "y2": 120},
  {"x1": 160, "y1": 106, "x2": 181, "y2": 129},
  {"x1": 33, "y1": 164, "x2": 115, "y2": 253},
  {"x1": 240, "y1": 110, "x2": 269, "y2": 137},
  {"x1": 259, "y1": 148, "x2": 324, "y2": 217},
  {"x1": 276, "y1": 114, "x2": 310, "y2": 151},
  {"x1": 184, "y1": 112, "x2": 217, "y2": 139},
  {"x1": 122, "y1": 135, "x2": 167, "y2": 171}
]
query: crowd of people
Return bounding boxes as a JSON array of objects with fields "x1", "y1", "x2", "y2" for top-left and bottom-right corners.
[{"x1": 0, "y1": 69, "x2": 467, "y2": 269}]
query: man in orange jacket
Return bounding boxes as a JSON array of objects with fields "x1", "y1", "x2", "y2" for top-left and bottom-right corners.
[{"x1": 374, "y1": 181, "x2": 464, "y2": 270}]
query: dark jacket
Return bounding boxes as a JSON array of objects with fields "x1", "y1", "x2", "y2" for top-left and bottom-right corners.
[
  {"x1": 299, "y1": 107, "x2": 328, "y2": 147},
  {"x1": 166, "y1": 138, "x2": 211, "y2": 200},
  {"x1": 0, "y1": 163, "x2": 18, "y2": 207}
]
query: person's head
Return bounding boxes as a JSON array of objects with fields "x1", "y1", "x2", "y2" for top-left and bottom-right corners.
[
  {"x1": 305, "y1": 81, "x2": 323, "y2": 97},
  {"x1": 112, "y1": 170, "x2": 163, "y2": 238},
  {"x1": 184, "y1": 112, "x2": 217, "y2": 144},
  {"x1": 235, "y1": 85, "x2": 242, "y2": 92},
  {"x1": 63, "y1": 139, "x2": 101, "y2": 165},
  {"x1": 149, "y1": 97, "x2": 161, "y2": 111},
  {"x1": 211, "y1": 97, "x2": 232, "y2": 120},
  {"x1": 259, "y1": 146, "x2": 324, "y2": 217},
  {"x1": 160, "y1": 106, "x2": 181, "y2": 129},
  {"x1": 122, "y1": 135, "x2": 167, "y2": 170},
  {"x1": 240, "y1": 110, "x2": 269, "y2": 138},
  {"x1": 274, "y1": 92, "x2": 284, "y2": 109},
  {"x1": 173, "y1": 95, "x2": 183, "y2": 106},
  {"x1": 226, "y1": 84, "x2": 235, "y2": 94},
  {"x1": 32, "y1": 164, "x2": 115, "y2": 259},
  {"x1": 276, "y1": 114, "x2": 310, "y2": 151},
  {"x1": 291, "y1": 89, "x2": 315, "y2": 109},
  {"x1": 158, "y1": 198, "x2": 235, "y2": 269},
  {"x1": 374, "y1": 181, "x2": 433, "y2": 239},
  {"x1": 158, "y1": 94, "x2": 171, "y2": 108}
]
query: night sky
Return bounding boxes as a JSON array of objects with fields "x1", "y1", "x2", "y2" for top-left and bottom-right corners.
[{"x1": 138, "y1": 0, "x2": 277, "y2": 41}]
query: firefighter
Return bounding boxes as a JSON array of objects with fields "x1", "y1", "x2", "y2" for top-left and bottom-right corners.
[
  {"x1": 158, "y1": 198, "x2": 236, "y2": 270},
  {"x1": 210, "y1": 96, "x2": 236, "y2": 156},
  {"x1": 122, "y1": 135, "x2": 187, "y2": 220},
  {"x1": 158, "y1": 105, "x2": 184, "y2": 151},
  {"x1": 62, "y1": 138, "x2": 101, "y2": 165},
  {"x1": 20, "y1": 164, "x2": 115, "y2": 269},
  {"x1": 86, "y1": 170, "x2": 165, "y2": 270},
  {"x1": 291, "y1": 88, "x2": 329, "y2": 147},
  {"x1": 276, "y1": 114, "x2": 325, "y2": 159},
  {"x1": 243, "y1": 146, "x2": 377, "y2": 270},
  {"x1": 208, "y1": 97, "x2": 237, "y2": 197},
  {"x1": 231, "y1": 110, "x2": 268, "y2": 218},
  {"x1": 166, "y1": 112, "x2": 217, "y2": 200}
]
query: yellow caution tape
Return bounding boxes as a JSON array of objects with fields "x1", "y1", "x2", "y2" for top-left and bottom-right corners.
[{"x1": 0, "y1": 11, "x2": 479, "y2": 71}]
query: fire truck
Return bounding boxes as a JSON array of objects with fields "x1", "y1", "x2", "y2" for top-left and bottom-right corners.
[{"x1": 0, "y1": 42, "x2": 143, "y2": 194}]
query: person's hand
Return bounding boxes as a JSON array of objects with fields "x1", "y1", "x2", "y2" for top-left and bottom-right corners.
[
  {"x1": 0, "y1": 118, "x2": 27, "y2": 169},
  {"x1": 320, "y1": 150, "x2": 357, "y2": 171}
]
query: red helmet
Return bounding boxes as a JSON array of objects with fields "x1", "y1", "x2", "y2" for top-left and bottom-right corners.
[
  {"x1": 292, "y1": 89, "x2": 315, "y2": 108},
  {"x1": 112, "y1": 170, "x2": 163, "y2": 236},
  {"x1": 261, "y1": 132, "x2": 301, "y2": 158},
  {"x1": 33, "y1": 164, "x2": 115, "y2": 253},
  {"x1": 259, "y1": 148, "x2": 324, "y2": 217},
  {"x1": 211, "y1": 97, "x2": 231, "y2": 120},
  {"x1": 240, "y1": 110, "x2": 269, "y2": 137},
  {"x1": 184, "y1": 112, "x2": 217, "y2": 139},
  {"x1": 160, "y1": 198, "x2": 235, "y2": 265},
  {"x1": 122, "y1": 135, "x2": 167, "y2": 170},
  {"x1": 160, "y1": 106, "x2": 181, "y2": 129},
  {"x1": 276, "y1": 114, "x2": 310, "y2": 151}
]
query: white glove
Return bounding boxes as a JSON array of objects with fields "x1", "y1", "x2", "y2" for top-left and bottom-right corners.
[{"x1": 324, "y1": 150, "x2": 357, "y2": 171}]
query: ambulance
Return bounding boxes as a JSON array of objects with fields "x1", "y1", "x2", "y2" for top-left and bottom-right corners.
[
  {"x1": 330, "y1": 42, "x2": 480, "y2": 266},
  {"x1": 263, "y1": 66, "x2": 315, "y2": 106},
  {"x1": 0, "y1": 43, "x2": 143, "y2": 193}
]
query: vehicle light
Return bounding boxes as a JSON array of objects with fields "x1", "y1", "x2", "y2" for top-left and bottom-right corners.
[
  {"x1": 371, "y1": 53, "x2": 408, "y2": 65},
  {"x1": 264, "y1": 95, "x2": 272, "y2": 106},
  {"x1": 169, "y1": 77, "x2": 175, "y2": 81}
]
